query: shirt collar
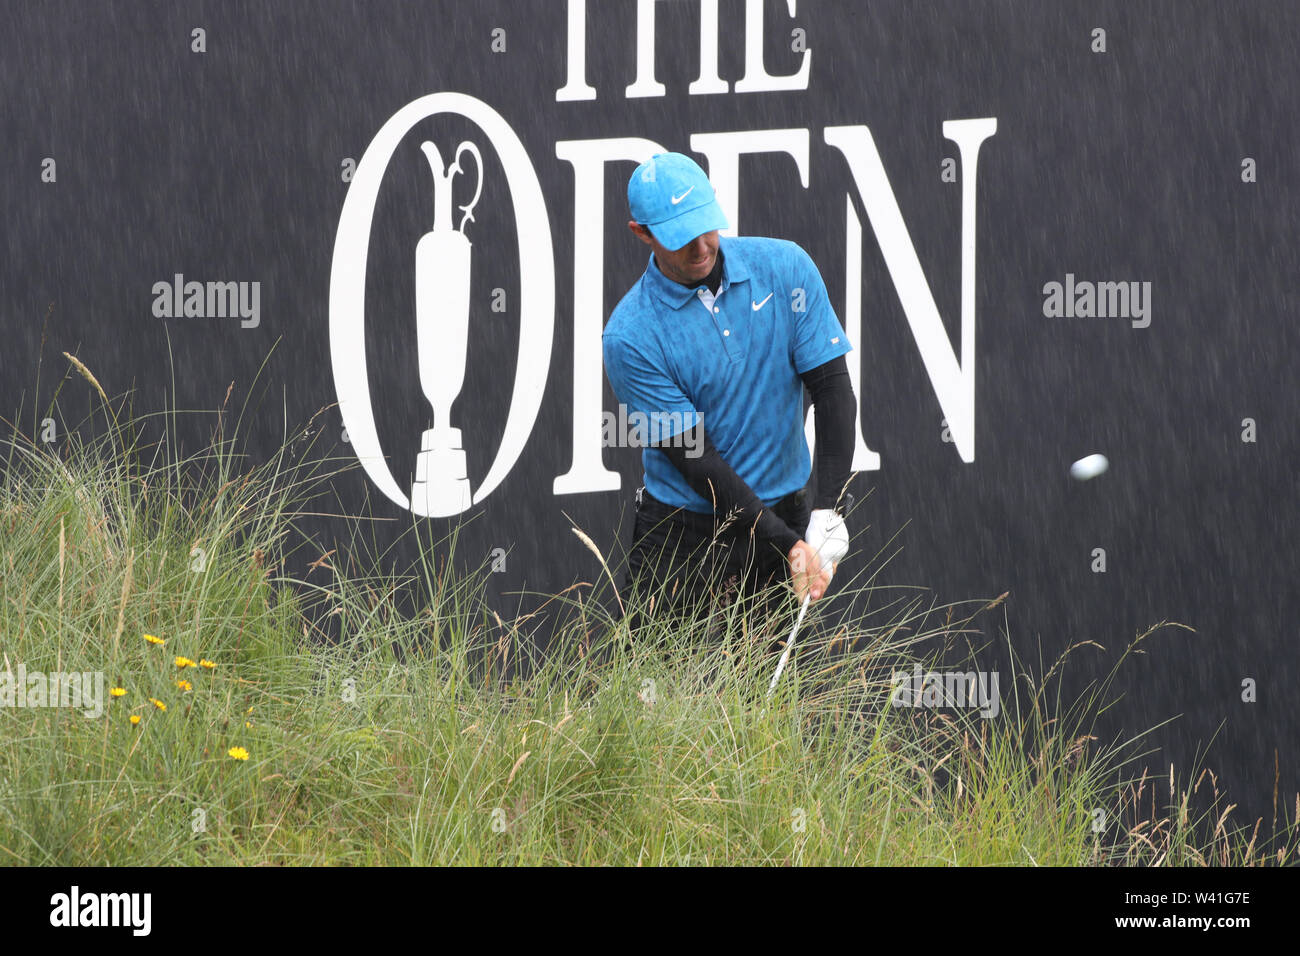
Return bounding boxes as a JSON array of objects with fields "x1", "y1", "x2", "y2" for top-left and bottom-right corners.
[{"x1": 643, "y1": 234, "x2": 751, "y2": 310}]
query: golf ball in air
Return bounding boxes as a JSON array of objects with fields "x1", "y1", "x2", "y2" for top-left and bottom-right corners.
[{"x1": 1070, "y1": 454, "x2": 1109, "y2": 481}]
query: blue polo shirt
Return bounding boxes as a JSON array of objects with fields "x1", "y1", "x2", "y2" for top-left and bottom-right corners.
[{"x1": 603, "y1": 235, "x2": 853, "y2": 513}]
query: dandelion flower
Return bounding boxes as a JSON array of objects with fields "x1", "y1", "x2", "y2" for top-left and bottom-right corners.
[
  {"x1": 129, "y1": 714, "x2": 141, "y2": 725},
  {"x1": 149, "y1": 698, "x2": 167, "y2": 712},
  {"x1": 199, "y1": 659, "x2": 216, "y2": 670},
  {"x1": 174, "y1": 656, "x2": 196, "y2": 669},
  {"x1": 176, "y1": 680, "x2": 192, "y2": 692},
  {"x1": 144, "y1": 634, "x2": 165, "y2": 646},
  {"x1": 228, "y1": 746, "x2": 249, "y2": 761},
  {"x1": 244, "y1": 721, "x2": 253, "y2": 729},
  {"x1": 110, "y1": 687, "x2": 127, "y2": 698}
]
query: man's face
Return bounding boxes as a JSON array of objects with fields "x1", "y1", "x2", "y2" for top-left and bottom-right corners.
[{"x1": 628, "y1": 222, "x2": 720, "y2": 286}]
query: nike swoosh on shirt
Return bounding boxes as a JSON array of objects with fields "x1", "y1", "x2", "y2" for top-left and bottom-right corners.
[
  {"x1": 670, "y1": 186, "x2": 695, "y2": 205},
  {"x1": 751, "y1": 293, "x2": 774, "y2": 311}
]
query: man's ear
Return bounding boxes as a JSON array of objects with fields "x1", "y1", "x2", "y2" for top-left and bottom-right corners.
[{"x1": 627, "y1": 221, "x2": 654, "y2": 247}]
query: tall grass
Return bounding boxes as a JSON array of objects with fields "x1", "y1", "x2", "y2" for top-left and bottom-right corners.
[{"x1": 0, "y1": 357, "x2": 1293, "y2": 865}]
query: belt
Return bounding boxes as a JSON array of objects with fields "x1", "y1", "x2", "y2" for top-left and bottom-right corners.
[{"x1": 635, "y1": 484, "x2": 807, "y2": 526}]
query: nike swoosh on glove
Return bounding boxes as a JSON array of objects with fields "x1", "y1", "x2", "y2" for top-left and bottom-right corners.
[{"x1": 804, "y1": 509, "x2": 849, "y2": 579}]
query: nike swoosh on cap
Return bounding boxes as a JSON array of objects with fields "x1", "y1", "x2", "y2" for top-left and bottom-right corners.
[{"x1": 670, "y1": 186, "x2": 695, "y2": 205}]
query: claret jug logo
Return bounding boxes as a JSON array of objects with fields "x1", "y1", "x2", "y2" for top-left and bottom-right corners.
[
  {"x1": 412, "y1": 138, "x2": 482, "y2": 516},
  {"x1": 330, "y1": 93, "x2": 554, "y2": 518}
]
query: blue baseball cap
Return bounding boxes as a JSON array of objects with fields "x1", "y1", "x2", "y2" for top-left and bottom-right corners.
[{"x1": 627, "y1": 152, "x2": 730, "y2": 251}]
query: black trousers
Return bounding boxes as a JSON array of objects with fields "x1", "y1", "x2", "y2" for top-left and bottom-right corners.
[{"x1": 620, "y1": 484, "x2": 812, "y2": 646}]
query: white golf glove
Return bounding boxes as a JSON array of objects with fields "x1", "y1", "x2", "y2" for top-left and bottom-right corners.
[{"x1": 803, "y1": 509, "x2": 849, "y2": 581}]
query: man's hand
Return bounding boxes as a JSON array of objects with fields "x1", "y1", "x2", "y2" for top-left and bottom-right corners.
[
  {"x1": 788, "y1": 540, "x2": 832, "y2": 602},
  {"x1": 804, "y1": 508, "x2": 850, "y2": 577},
  {"x1": 788, "y1": 510, "x2": 849, "y2": 603}
]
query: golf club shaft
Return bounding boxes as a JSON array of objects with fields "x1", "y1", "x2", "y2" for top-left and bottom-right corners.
[{"x1": 767, "y1": 592, "x2": 812, "y2": 696}]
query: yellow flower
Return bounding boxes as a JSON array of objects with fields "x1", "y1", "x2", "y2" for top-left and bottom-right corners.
[
  {"x1": 176, "y1": 680, "x2": 192, "y2": 692},
  {"x1": 244, "y1": 721, "x2": 253, "y2": 729},
  {"x1": 110, "y1": 687, "x2": 126, "y2": 698},
  {"x1": 144, "y1": 634, "x2": 165, "y2": 646},
  {"x1": 149, "y1": 698, "x2": 167, "y2": 712},
  {"x1": 129, "y1": 714, "x2": 141, "y2": 725},
  {"x1": 174, "y1": 656, "x2": 196, "y2": 669},
  {"x1": 227, "y1": 746, "x2": 249, "y2": 761},
  {"x1": 199, "y1": 659, "x2": 216, "y2": 670}
]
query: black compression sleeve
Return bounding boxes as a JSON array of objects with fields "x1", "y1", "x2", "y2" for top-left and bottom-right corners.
[
  {"x1": 653, "y1": 428, "x2": 804, "y2": 557},
  {"x1": 799, "y1": 355, "x2": 857, "y2": 512}
]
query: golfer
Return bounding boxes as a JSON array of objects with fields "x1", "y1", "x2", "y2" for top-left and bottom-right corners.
[{"x1": 603, "y1": 152, "x2": 858, "y2": 638}]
